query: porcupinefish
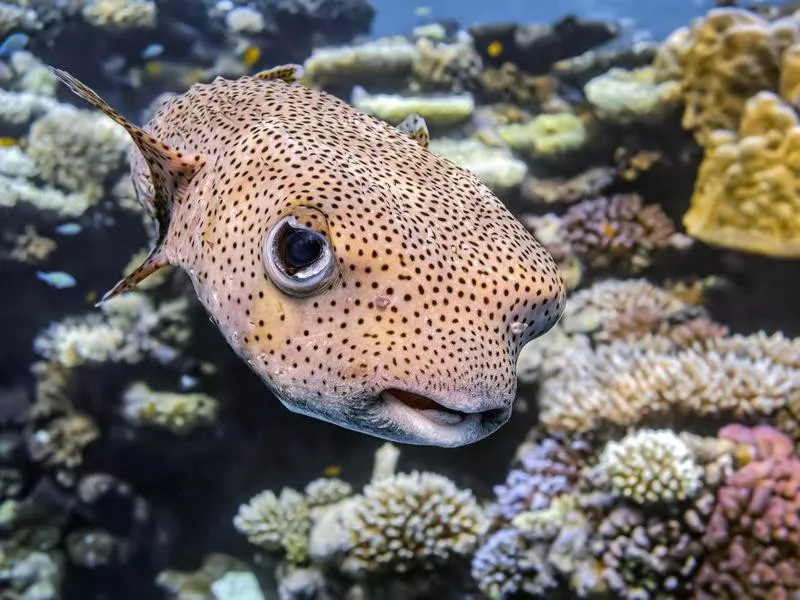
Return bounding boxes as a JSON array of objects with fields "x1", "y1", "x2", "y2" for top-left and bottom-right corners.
[{"x1": 50, "y1": 64, "x2": 565, "y2": 447}]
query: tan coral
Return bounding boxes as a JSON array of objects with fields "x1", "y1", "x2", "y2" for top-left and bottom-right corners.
[
  {"x1": 654, "y1": 8, "x2": 800, "y2": 146},
  {"x1": 683, "y1": 91, "x2": 800, "y2": 257},
  {"x1": 540, "y1": 332, "x2": 800, "y2": 434}
]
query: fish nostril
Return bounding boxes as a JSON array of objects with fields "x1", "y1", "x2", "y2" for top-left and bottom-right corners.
[{"x1": 480, "y1": 407, "x2": 509, "y2": 427}]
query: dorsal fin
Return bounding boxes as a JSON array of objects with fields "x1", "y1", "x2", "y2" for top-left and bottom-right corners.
[
  {"x1": 254, "y1": 64, "x2": 305, "y2": 83},
  {"x1": 397, "y1": 112, "x2": 430, "y2": 149},
  {"x1": 49, "y1": 67, "x2": 206, "y2": 305}
]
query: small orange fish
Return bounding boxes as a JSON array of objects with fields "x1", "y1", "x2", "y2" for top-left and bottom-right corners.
[
  {"x1": 487, "y1": 40, "x2": 503, "y2": 58},
  {"x1": 242, "y1": 46, "x2": 261, "y2": 68}
]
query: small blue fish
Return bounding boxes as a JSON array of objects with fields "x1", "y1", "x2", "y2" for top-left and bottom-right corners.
[
  {"x1": 54, "y1": 222, "x2": 82, "y2": 235},
  {"x1": 141, "y1": 43, "x2": 164, "y2": 61},
  {"x1": 36, "y1": 271, "x2": 77, "y2": 289},
  {"x1": 0, "y1": 33, "x2": 29, "y2": 59}
]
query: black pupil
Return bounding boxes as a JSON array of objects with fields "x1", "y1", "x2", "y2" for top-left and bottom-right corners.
[{"x1": 283, "y1": 229, "x2": 323, "y2": 270}]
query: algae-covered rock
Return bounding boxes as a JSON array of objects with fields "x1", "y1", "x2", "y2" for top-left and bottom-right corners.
[
  {"x1": 429, "y1": 137, "x2": 527, "y2": 193},
  {"x1": 351, "y1": 86, "x2": 474, "y2": 129},
  {"x1": 585, "y1": 67, "x2": 682, "y2": 124},
  {"x1": 499, "y1": 113, "x2": 588, "y2": 158}
]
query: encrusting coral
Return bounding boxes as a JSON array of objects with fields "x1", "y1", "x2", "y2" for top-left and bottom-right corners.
[{"x1": 683, "y1": 91, "x2": 800, "y2": 258}]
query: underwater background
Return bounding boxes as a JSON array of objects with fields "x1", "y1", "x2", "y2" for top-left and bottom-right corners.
[{"x1": 1, "y1": 0, "x2": 800, "y2": 598}]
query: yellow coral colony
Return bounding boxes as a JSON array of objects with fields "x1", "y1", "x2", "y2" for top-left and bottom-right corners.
[
  {"x1": 654, "y1": 8, "x2": 800, "y2": 147},
  {"x1": 683, "y1": 92, "x2": 800, "y2": 257},
  {"x1": 655, "y1": 8, "x2": 800, "y2": 257}
]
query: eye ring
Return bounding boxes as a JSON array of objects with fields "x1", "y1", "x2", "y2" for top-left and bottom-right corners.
[{"x1": 263, "y1": 215, "x2": 337, "y2": 297}]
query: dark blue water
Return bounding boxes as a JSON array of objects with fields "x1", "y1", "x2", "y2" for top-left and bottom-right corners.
[{"x1": 369, "y1": 0, "x2": 776, "y2": 41}]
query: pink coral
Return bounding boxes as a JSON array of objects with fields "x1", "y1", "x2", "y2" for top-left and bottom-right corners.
[{"x1": 693, "y1": 425, "x2": 800, "y2": 600}]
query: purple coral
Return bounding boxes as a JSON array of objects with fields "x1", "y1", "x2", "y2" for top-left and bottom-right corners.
[
  {"x1": 488, "y1": 435, "x2": 591, "y2": 524},
  {"x1": 471, "y1": 528, "x2": 557, "y2": 599},
  {"x1": 564, "y1": 193, "x2": 678, "y2": 272},
  {"x1": 693, "y1": 425, "x2": 800, "y2": 600}
]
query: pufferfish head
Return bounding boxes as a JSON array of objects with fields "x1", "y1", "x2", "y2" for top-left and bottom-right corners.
[{"x1": 190, "y1": 114, "x2": 565, "y2": 448}]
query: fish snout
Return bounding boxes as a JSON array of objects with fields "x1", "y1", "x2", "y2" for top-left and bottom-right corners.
[{"x1": 377, "y1": 386, "x2": 512, "y2": 447}]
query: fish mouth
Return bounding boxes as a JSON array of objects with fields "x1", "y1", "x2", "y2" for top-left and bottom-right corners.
[{"x1": 378, "y1": 388, "x2": 509, "y2": 447}]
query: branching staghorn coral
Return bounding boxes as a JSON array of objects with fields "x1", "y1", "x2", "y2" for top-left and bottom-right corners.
[
  {"x1": 653, "y1": 7, "x2": 800, "y2": 146},
  {"x1": 540, "y1": 330, "x2": 800, "y2": 434},
  {"x1": 591, "y1": 498, "x2": 712, "y2": 599},
  {"x1": 488, "y1": 433, "x2": 592, "y2": 524},
  {"x1": 683, "y1": 91, "x2": 800, "y2": 258},
  {"x1": 471, "y1": 527, "x2": 557, "y2": 599}
]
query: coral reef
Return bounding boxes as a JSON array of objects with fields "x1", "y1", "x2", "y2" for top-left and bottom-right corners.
[{"x1": 3, "y1": 2, "x2": 800, "y2": 599}]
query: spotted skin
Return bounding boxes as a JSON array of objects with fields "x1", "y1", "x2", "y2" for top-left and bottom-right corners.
[{"x1": 52, "y1": 65, "x2": 566, "y2": 447}]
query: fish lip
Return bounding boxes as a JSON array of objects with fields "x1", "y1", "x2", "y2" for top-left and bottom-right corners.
[{"x1": 378, "y1": 387, "x2": 510, "y2": 447}]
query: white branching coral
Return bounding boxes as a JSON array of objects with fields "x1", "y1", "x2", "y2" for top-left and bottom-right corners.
[
  {"x1": 27, "y1": 105, "x2": 131, "y2": 203},
  {"x1": 0, "y1": 89, "x2": 57, "y2": 127},
  {"x1": 342, "y1": 471, "x2": 487, "y2": 574},
  {"x1": 33, "y1": 293, "x2": 190, "y2": 368},
  {"x1": 121, "y1": 383, "x2": 219, "y2": 435},
  {"x1": 234, "y1": 488, "x2": 311, "y2": 565},
  {"x1": 81, "y1": 0, "x2": 157, "y2": 29},
  {"x1": 303, "y1": 478, "x2": 353, "y2": 508},
  {"x1": 599, "y1": 429, "x2": 703, "y2": 503}
]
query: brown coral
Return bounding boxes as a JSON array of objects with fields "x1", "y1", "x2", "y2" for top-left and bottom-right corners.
[
  {"x1": 654, "y1": 7, "x2": 800, "y2": 146},
  {"x1": 683, "y1": 91, "x2": 800, "y2": 257},
  {"x1": 693, "y1": 425, "x2": 800, "y2": 599},
  {"x1": 564, "y1": 194, "x2": 679, "y2": 273}
]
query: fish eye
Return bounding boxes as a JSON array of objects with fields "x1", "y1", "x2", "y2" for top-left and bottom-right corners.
[{"x1": 263, "y1": 215, "x2": 337, "y2": 296}]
